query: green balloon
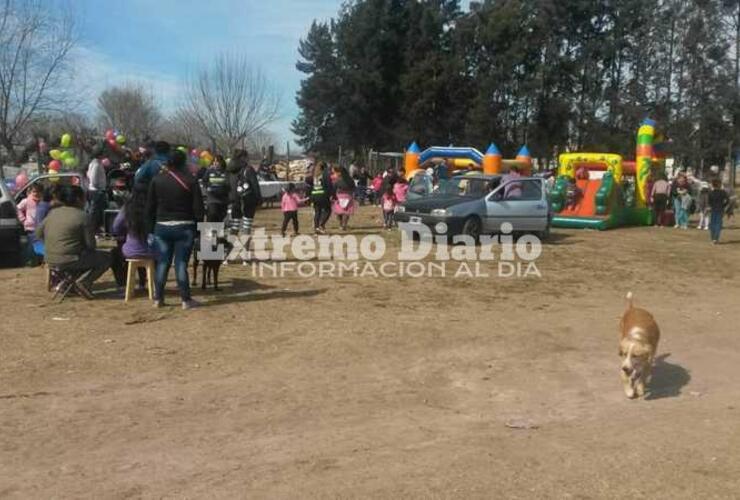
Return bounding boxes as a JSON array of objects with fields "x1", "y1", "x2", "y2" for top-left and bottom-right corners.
[
  {"x1": 63, "y1": 156, "x2": 78, "y2": 168},
  {"x1": 61, "y1": 150, "x2": 74, "y2": 161},
  {"x1": 60, "y1": 133, "x2": 72, "y2": 148}
]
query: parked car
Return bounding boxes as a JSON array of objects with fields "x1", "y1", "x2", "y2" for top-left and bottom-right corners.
[
  {"x1": 395, "y1": 174, "x2": 550, "y2": 240},
  {"x1": 0, "y1": 179, "x2": 25, "y2": 267}
]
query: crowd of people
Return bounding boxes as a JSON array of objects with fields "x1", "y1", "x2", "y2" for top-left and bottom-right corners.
[
  {"x1": 18, "y1": 135, "x2": 737, "y2": 307},
  {"x1": 27, "y1": 139, "x2": 417, "y2": 308},
  {"x1": 649, "y1": 168, "x2": 734, "y2": 244}
]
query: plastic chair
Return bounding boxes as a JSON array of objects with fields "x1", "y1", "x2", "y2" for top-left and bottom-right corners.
[{"x1": 125, "y1": 259, "x2": 155, "y2": 302}]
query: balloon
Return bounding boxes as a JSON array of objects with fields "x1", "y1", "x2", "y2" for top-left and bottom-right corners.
[
  {"x1": 48, "y1": 160, "x2": 61, "y2": 171},
  {"x1": 105, "y1": 129, "x2": 115, "y2": 140},
  {"x1": 107, "y1": 138, "x2": 118, "y2": 150},
  {"x1": 191, "y1": 148, "x2": 200, "y2": 157},
  {"x1": 50, "y1": 149, "x2": 62, "y2": 160},
  {"x1": 60, "y1": 150, "x2": 74, "y2": 161},
  {"x1": 116, "y1": 134, "x2": 126, "y2": 145},
  {"x1": 101, "y1": 158, "x2": 111, "y2": 168},
  {"x1": 178, "y1": 146, "x2": 188, "y2": 153},
  {"x1": 63, "y1": 156, "x2": 78, "y2": 169},
  {"x1": 198, "y1": 156, "x2": 211, "y2": 168},
  {"x1": 15, "y1": 172, "x2": 28, "y2": 190},
  {"x1": 60, "y1": 133, "x2": 72, "y2": 148}
]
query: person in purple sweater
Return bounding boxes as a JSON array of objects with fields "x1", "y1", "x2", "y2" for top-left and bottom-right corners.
[{"x1": 110, "y1": 183, "x2": 157, "y2": 289}]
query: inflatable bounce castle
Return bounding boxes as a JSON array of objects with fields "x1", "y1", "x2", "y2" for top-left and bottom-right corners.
[
  {"x1": 549, "y1": 119, "x2": 667, "y2": 230},
  {"x1": 404, "y1": 143, "x2": 532, "y2": 179}
]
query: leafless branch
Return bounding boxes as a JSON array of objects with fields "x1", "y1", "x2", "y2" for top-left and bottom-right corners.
[{"x1": 179, "y1": 53, "x2": 281, "y2": 153}]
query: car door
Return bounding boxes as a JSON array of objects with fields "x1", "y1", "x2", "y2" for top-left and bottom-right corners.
[{"x1": 485, "y1": 178, "x2": 547, "y2": 232}]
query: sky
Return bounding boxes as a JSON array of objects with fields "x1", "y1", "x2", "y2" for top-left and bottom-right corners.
[
  {"x1": 74, "y1": 0, "x2": 344, "y2": 152},
  {"x1": 75, "y1": 0, "x2": 471, "y2": 153}
]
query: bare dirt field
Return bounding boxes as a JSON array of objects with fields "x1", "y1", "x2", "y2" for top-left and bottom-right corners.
[{"x1": 1, "y1": 206, "x2": 739, "y2": 499}]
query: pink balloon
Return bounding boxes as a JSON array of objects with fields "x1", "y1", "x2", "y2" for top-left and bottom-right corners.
[
  {"x1": 48, "y1": 160, "x2": 61, "y2": 171},
  {"x1": 107, "y1": 138, "x2": 118, "y2": 150},
  {"x1": 191, "y1": 149, "x2": 200, "y2": 157},
  {"x1": 15, "y1": 172, "x2": 28, "y2": 190},
  {"x1": 101, "y1": 158, "x2": 111, "y2": 167},
  {"x1": 105, "y1": 129, "x2": 115, "y2": 140}
]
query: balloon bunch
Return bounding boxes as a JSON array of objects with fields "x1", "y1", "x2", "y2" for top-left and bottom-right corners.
[
  {"x1": 48, "y1": 132, "x2": 79, "y2": 173},
  {"x1": 104, "y1": 128, "x2": 126, "y2": 152},
  {"x1": 199, "y1": 150, "x2": 214, "y2": 167}
]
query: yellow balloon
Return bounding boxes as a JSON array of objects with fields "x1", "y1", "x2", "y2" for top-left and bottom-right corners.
[{"x1": 50, "y1": 149, "x2": 62, "y2": 160}]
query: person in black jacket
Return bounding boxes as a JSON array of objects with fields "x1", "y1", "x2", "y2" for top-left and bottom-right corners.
[
  {"x1": 708, "y1": 179, "x2": 729, "y2": 244},
  {"x1": 227, "y1": 149, "x2": 262, "y2": 235},
  {"x1": 203, "y1": 154, "x2": 230, "y2": 223},
  {"x1": 309, "y1": 162, "x2": 334, "y2": 234},
  {"x1": 146, "y1": 150, "x2": 204, "y2": 309}
]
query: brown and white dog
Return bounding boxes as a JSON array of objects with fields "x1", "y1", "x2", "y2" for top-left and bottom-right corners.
[{"x1": 619, "y1": 292, "x2": 660, "y2": 399}]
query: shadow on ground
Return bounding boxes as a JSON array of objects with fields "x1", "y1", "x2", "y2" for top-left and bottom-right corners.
[{"x1": 646, "y1": 353, "x2": 691, "y2": 400}]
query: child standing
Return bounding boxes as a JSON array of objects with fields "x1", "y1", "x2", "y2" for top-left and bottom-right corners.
[
  {"x1": 381, "y1": 185, "x2": 396, "y2": 230},
  {"x1": 393, "y1": 176, "x2": 409, "y2": 204},
  {"x1": 695, "y1": 182, "x2": 710, "y2": 230},
  {"x1": 708, "y1": 179, "x2": 729, "y2": 244},
  {"x1": 17, "y1": 184, "x2": 44, "y2": 235},
  {"x1": 676, "y1": 188, "x2": 691, "y2": 229},
  {"x1": 281, "y1": 183, "x2": 307, "y2": 237}
]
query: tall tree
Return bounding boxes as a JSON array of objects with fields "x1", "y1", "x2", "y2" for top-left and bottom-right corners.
[
  {"x1": 182, "y1": 53, "x2": 281, "y2": 153},
  {"x1": 97, "y1": 84, "x2": 161, "y2": 145},
  {"x1": 0, "y1": 0, "x2": 77, "y2": 163},
  {"x1": 292, "y1": 21, "x2": 344, "y2": 154}
]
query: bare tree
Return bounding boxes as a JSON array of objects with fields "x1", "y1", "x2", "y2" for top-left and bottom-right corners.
[
  {"x1": 159, "y1": 108, "x2": 209, "y2": 147},
  {"x1": 0, "y1": 0, "x2": 77, "y2": 163},
  {"x1": 98, "y1": 83, "x2": 161, "y2": 145},
  {"x1": 180, "y1": 53, "x2": 281, "y2": 153},
  {"x1": 246, "y1": 130, "x2": 277, "y2": 157}
]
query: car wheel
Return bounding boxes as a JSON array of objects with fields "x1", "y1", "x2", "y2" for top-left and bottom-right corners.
[
  {"x1": 461, "y1": 216, "x2": 482, "y2": 243},
  {"x1": 537, "y1": 222, "x2": 551, "y2": 241}
]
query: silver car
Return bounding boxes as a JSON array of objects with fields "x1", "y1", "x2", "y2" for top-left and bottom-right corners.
[{"x1": 396, "y1": 174, "x2": 550, "y2": 240}]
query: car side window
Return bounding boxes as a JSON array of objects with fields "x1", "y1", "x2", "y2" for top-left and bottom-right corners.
[{"x1": 503, "y1": 179, "x2": 541, "y2": 201}]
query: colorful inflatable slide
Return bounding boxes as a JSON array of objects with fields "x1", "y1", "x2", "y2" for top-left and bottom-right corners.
[{"x1": 549, "y1": 119, "x2": 665, "y2": 230}]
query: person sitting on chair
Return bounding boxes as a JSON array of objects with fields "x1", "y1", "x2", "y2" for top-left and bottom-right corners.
[{"x1": 35, "y1": 185, "x2": 111, "y2": 298}]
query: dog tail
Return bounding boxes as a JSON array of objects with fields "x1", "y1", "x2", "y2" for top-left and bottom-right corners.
[{"x1": 625, "y1": 291, "x2": 634, "y2": 310}]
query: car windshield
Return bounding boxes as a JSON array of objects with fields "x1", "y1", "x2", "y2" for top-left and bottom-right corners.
[{"x1": 438, "y1": 177, "x2": 497, "y2": 197}]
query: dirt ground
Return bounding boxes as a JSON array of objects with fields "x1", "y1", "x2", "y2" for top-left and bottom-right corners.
[{"x1": 1, "y1": 205, "x2": 739, "y2": 499}]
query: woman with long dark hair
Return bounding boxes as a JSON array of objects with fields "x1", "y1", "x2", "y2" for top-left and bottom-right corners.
[
  {"x1": 146, "y1": 150, "x2": 204, "y2": 309},
  {"x1": 111, "y1": 183, "x2": 157, "y2": 290}
]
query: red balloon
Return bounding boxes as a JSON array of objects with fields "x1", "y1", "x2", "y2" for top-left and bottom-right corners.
[
  {"x1": 105, "y1": 129, "x2": 115, "y2": 140},
  {"x1": 107, "y1": 138, "x2": 119, "y2": 150},
  {"x1": 48, "y1": 160, "x2": 61, "y2": 171}
]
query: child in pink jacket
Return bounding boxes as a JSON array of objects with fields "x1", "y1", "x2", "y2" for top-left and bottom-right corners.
[
  {"x1": 17, "y1": 184, "x2": 44, "y2": 233},
  {"x1": 393, "y1": 177, "x2": 409, "y2": 204},
  {"x1": 281, "y1": 183, "x2": 308, "y2": 237}
]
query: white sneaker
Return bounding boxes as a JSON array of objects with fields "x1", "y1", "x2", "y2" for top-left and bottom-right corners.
[{"x1": 182, "y1": 299, "x2": 201, "y2": 310}]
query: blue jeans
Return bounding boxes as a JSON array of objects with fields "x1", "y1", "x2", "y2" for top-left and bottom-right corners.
[
  {"x1": 153, "y1": 223, "x2": 195, "y2": 302},
  {"x1": 709, "y1": 210, "x2": 723, "y2": 242},
  {"x1": 674, "y1": 198, "x2": 688, "y2": 227}
]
